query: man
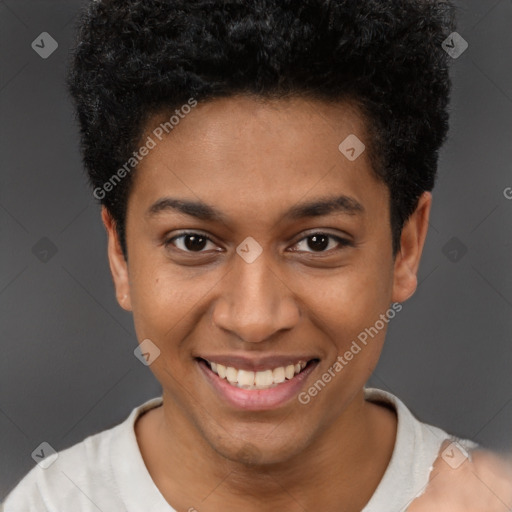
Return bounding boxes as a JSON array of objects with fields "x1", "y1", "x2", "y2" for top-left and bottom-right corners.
[{"x1": 4, "y1": 0, "x2": 511, "y2": 510}]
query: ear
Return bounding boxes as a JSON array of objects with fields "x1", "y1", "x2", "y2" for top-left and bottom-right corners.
[
  {"x1": 392, "y1": 191, "x2": 432, "y2": 303},
  {"x1": 101, "y1": 207, "x2": 132, "y2": 311}
]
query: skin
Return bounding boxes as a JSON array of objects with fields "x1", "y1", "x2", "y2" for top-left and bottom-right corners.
[
  {"x1": 408, "y1": 439, "x2": 512, "y2": 511},
  {"x1": 102, "y1": 95, "x2": 432, "y2": 511}
]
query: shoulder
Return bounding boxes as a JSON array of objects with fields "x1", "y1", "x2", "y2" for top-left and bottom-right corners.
[
  {"x1": 3, "y1": 417, "x2": 126, "y2": 511},
  {"x1": 362, "y1": 387, "x2": 493, "y2": 512},
  {"x1": 408, "y1": 439, "x2": 512, "y2": 511}
]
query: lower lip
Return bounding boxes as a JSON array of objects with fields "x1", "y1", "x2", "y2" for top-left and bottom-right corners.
[{"x1": 197, "y1": 359, "x2": 319, "y2": 411}]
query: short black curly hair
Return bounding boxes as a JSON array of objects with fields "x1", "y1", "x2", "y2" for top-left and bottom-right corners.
[{"x1": 66, "y1": 0, "x2": 456, "y2": 259}]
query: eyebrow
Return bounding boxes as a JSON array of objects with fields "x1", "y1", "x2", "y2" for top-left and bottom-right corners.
[{"x1": 146, "y1": 194, "x2": 365, "y2": 223}]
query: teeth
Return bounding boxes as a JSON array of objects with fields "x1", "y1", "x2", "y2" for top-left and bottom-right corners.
[
  {"x1": 273, "y1": 366, "x2": 285, "y2": 383},
  {"x1": 206, "y1": 360, "x2": 308, "y2": 390},
  {"x1": 284, "y1": 364, "x2": 295, "y2": 380},
  {"x1": 217, "y1": 364, "x2": 226, "y2": 378},
  {"x1": 237, "y1": 370, "x2": 255, "y2": 388},
  {"x1": 226, "y1": 366, "x2": 238, "y2": 384},
  {"x1": 255, "y1": 369, "x2": 274, "y2": 387}
]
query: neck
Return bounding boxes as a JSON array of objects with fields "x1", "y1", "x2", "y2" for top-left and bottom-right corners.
[{"x1": 136, "y1": 388, "x2": 397, "y2": 512}]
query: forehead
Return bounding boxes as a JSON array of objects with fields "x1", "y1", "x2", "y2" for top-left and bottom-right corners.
[
  {"x1": 128, "y1": 95, "x2": 387, "y2": 226},
  {"x1": 145, "y1": 94, "x2": 368, "y2": 154}
]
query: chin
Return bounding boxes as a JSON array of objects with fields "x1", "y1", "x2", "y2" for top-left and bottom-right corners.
[{"x1": 216, "y1": 436, "x2": 307, "y2": 467}]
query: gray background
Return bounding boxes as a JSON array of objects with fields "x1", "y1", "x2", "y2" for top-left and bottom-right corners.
[{"x1": 1, "y1": 0, "x2": 511, "y2": 501}]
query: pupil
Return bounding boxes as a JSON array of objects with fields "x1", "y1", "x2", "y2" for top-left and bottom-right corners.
[
  {"x1": 185, "y1": 234, "x2": 207, "y2": 251},
  {"x1": 308, "y1": 234, "x2": 328, "y2": 252}
]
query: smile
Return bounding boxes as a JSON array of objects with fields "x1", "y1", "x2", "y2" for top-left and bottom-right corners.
[
  {"x1": 205, "y1": 359, "x2": 308, "y2": 390},
  {"x1": 196, "y1": 357, "x2": 319, "y2": 410}
]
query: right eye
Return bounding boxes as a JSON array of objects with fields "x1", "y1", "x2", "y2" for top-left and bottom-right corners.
[{"x1": 164, "y1": 231, "x2": 219, "y2": 253}]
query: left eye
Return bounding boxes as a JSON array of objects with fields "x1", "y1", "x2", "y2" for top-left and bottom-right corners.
[{"x1": 291, "y1": 233, "x2": 350, "y2": 253}]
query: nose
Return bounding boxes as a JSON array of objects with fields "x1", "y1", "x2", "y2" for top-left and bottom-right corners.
[{"x1": 211, "y1": 251, "x2": 301, "y2": 344}]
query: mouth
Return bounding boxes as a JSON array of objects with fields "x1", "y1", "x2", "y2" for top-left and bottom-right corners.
[{"x1": 196, "y1": 357, "x2": 320, "y2": 410}]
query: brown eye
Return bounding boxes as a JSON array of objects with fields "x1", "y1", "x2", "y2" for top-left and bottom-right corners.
[
  {"x1": 164, "y1": 232, "x2": 216, "y2": 253},
  {"x1": 292, "y1": 233, "x2": 351, "y2": 253}
]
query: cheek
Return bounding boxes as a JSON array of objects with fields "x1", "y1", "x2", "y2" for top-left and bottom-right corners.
[
  {"x1": 306, "y1": 261, "x2": 393, "y2": 336},
  {"x1": 298, "y1": 269, "x2": 394, "y2": 393},
  {"x1": 298, "y1": 267, "x2": 394, "y2": 409},
  {"x1": 127, "y1": 257, "x2": 218, "y2": 343},
  {"x1": 127, "y1": 255, "x2": 177, "y2": 339}
]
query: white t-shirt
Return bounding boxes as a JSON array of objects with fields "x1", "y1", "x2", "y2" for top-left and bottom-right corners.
[{"x1": 2, "y1": 387, "x2": 479, "y2": 512}]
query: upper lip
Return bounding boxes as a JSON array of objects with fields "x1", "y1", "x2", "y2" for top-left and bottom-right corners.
[{"x1": 196, "y1": 355, "x2": 319, "y2": 371}]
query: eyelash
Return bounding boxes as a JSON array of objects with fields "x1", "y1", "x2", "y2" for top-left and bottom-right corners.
[{"x1": 163, "y1": 231, "x2": 352, "y2": 254}]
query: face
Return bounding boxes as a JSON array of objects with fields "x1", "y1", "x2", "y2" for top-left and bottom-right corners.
[{"x1": 103, "y1": 95, "x2": 430, "y2": 465}]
